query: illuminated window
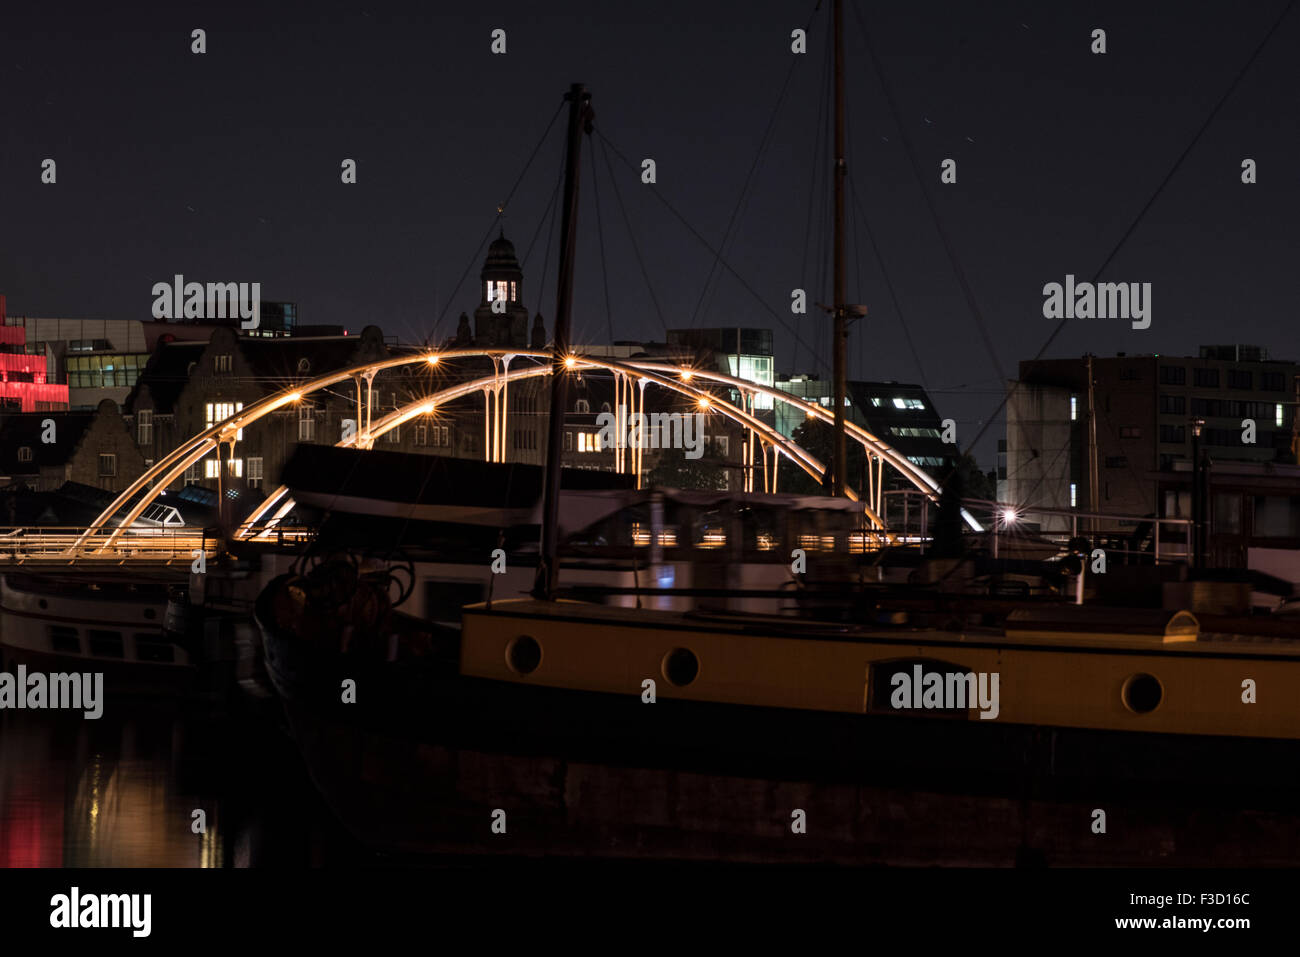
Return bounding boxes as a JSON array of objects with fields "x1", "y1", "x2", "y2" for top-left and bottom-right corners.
[
  {"x1": 137, "y1": 410, "x2": 153, "y2": 445},
  {"x1": 228, "y1": 458, "x2": 243, "y2": 478},
  {"x1": 510, "y1": 281, "x2": 517, "y2": 300},
  {"x1": 892, "y1": 397, "x2": 925, "y2": 410},
  {"x1": 1277, "y1": 404, "x2": 1285, "y2": 428},
  {"x1": 205, "y1": 459, "x2": 220, "y2": 479},
  {"x1": 1070, "y1": 396, "x2": 1078, "y2": 421},
  {"x1": 206, "y1": 401, "x2": 244, "y2": 439},
  {"x1": 1070, "y1": 483, "x2": 1078, "y2": 507}
]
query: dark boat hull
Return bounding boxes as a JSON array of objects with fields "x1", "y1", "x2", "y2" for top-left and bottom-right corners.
[{"x1": 257, "y1": 603, "x2": 1300, "y2": 864}]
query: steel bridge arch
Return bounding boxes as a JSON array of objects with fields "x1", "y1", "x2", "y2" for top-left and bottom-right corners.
[
  {"x1": 233, "y1": 360, "x2": 885, "y2": 539},
  {"x1": 76, "y1": 348, "x2": 974, "y2": 552}
]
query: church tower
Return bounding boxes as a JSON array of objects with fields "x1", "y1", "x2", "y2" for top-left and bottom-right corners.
[{"x1": 473, "y1": 231, "x2": 529, "y2": 348}]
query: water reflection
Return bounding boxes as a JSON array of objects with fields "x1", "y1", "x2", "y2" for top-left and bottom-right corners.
[{"x1": 0, "y1": 702, "x2": 359, "y2": 867}]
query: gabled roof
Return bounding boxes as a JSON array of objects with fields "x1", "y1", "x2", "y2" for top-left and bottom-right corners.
[
  {"x1": 126, "y1": 341, "x2": 205, "y2": 413},
  {"x1": 0, "y1": 412, "x2": 95, "y2": 474}
]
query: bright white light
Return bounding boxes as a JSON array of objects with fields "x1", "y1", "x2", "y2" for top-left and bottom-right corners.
[
  {"x1": 564, "y1": 355, "x2": 577, "y2": 370},
  {"x1": 426, "y1": 354, "x2": 440, "y2": 366},
  {"x1": 1002, "y1": 508, "x2": 1017, "y2": 524}
]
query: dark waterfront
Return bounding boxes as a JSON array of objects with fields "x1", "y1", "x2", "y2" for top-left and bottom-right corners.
[{"x1": 0, "y1": 700, "x2": 366, "y2": 868}]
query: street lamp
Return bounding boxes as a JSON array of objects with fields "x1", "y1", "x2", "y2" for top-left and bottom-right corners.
[{"x1": 1190, "y1": 418, "x2": 1206, "y2": 570}]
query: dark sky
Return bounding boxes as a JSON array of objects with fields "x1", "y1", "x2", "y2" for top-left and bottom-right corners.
[{"x1": 5, "y1": 0, "x2": 1297, "y2": 466}]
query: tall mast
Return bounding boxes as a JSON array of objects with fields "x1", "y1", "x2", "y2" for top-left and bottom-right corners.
[
  {"x1": 533, "y1": 83, "x2": 592, "y2": 601},
  {"x1": 831, "y1": 0, "x2": 849, "y2": 497}
]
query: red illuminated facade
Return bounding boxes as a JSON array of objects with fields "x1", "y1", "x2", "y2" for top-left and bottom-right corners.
[{"x1": 0, "y1": 296, "x2": 69, "y2": 412}]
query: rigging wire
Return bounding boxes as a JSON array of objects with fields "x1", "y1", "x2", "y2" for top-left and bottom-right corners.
[
  {"x1": 794, "y1": 22, "x2": 833, "y2": 378},
  {"x1": 852, "y1": 0, "x2": 1297, "y2": 480},
  {"x1": 687, "y1": 0, "x2": 821, "y2": 331},
  {"x1": 597, "y1": 135, "x2": 670, "y2": 339},
  {"x1": 588, "y1": 134, "x2": 616, "y2": 345},
  {"x1": 428, "y1": 98, "x2": 566, "y2": 346},
  {"x1": 594, "y1": 127, "x2": 831, "y2": 372}
]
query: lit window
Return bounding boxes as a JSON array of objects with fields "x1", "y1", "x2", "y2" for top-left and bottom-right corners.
[
  {"x1": 871, "y1": 397, "x2": 882, "y2": 407},
  {"x1": 510, "y1": 281, "x2": 517, "y2": 300},
  {"x1": 578, "y1": 433, "x2": 588, "y2": 453},
  {"x1": 205, "y1": 459, "x2": 220, "y2": 479},
  {"x1": 1070, "y1": 396, "x2": 1078, "y2": 421},
  {"x1": 1277, "y1": 404, "x2": 1285, "y2": 428},
  {"x1": 228, "y1": 458, "x2": 243, "y2": 478},
  {"x1": 1070, "y1": 483, "x2": 1078, "y2": 507}
]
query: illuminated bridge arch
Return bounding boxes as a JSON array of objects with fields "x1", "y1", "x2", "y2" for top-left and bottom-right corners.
[{"x1": 75, "y1": 348, "x2": 978, "y2": 554}]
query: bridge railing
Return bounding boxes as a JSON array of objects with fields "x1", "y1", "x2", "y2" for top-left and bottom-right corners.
[{"x1": 0, "y1": 525, "x2": 313, "y2": 562}]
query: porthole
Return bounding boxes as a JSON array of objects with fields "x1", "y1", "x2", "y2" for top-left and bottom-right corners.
[
  {"x1": 505, "y1": 634, "x2": 542, "y2": 675},
  {"x1": 661, "y1": 647, "x2": 699, "y2": 687},
  {"x1": 1122, "y1": 673, "x2": 1163, "y2": 714}
]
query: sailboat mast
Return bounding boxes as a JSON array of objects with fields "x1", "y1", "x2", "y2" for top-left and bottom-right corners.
[
  {"x1": 831, "y1": 0, "x2": 849, "y2": 498},
  {"x1": 533, "y1": 82, "x2": 592, "y2": 600}
]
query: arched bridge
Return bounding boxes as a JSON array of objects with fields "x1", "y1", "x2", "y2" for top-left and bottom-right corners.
[{"x1": 60, "y1": 348, "x2": 980, "y2": 556}]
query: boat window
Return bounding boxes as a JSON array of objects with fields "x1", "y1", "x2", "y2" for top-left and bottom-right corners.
[
  {"x1": 48, "y1": 625, "x2": 81, "y2": 654},
  {"x1": 135, "y1": 637, "x2": 176, "y2": 663},
  {"x1": 88, "y1": 630, "x2": 125, "y2": 658}
]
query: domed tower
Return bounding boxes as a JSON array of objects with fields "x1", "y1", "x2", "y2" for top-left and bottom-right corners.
[{"x1": 473, "y1": 231, "x2": 529, "y2": 348}]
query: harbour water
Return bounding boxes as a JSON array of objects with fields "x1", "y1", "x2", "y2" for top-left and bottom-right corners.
[{"x1": 0, "y1": 700, "x2": 365, "y2": 868}]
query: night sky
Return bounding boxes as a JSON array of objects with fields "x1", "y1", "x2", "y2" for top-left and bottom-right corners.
[{"x1": 4, "y1": 0, "x2": 1297, "y2": 465}]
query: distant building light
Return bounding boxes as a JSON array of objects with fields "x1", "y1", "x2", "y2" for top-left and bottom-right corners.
[
  {"x1": 1070, "y1": 395, "x2": 1079, "y2": 421},
  {"x1": 1070, "y1": 483, "x2": 1078, "y2": 507}
]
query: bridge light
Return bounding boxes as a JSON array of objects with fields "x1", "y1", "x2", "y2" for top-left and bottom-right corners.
[
  {"x1": 697, "y1": 397, "x2": 711, "y2": 411},
  {"x1": 680, "y1": 369, "x2": 694, "y2": 381},
  {"x1": 421, "y1": 402, "x2": 435, "y2": 414},
  {"x1": 426, "y1": 354, "x2": 440, "y2": 366},
  {"x1": 287, "y1": 391, "x2": 302, "y2": 402},
  {"x1": 564, "y1": 355, "x2": 577, "y2": 370},
  {"x1": 1002, "y1": 508, "x2": 1018, "y2": 525}
]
